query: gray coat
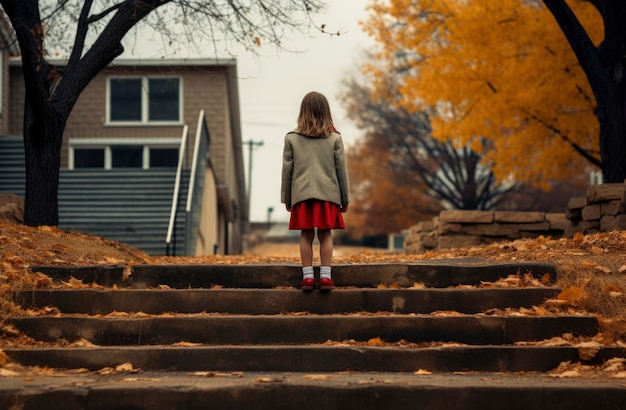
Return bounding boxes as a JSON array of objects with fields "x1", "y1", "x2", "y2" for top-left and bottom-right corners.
[{"x1": 281, "y1": 130, "x2": 350, "y2": 208}]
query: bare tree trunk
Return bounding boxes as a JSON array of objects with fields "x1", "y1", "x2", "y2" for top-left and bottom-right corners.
[
  {"x1": 599, "y1": 74, "x2": 626, "y2": 183},
  {"x1": 598, "y1": 2, "x2": 626, "y2": 183},
  {"x1": 543, "y1": 0, "x2": 626, "y2": 183},
  {"x1": 22, "y1": 96, "x2": 65, "y2": 226}
]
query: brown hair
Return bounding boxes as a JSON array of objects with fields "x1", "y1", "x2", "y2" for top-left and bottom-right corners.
[{"x1": 297, "y1": 91, "x2": 335, "y2": 138}]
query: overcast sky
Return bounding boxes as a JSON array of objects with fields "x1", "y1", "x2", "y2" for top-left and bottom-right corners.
[{"x1": 236, "y1": 2, "x2": 373, "y2": 222}]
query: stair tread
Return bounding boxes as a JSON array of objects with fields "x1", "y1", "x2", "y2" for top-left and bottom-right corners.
[{"x1": 1, "y1": 369, "x2": 624, "y2": 410}]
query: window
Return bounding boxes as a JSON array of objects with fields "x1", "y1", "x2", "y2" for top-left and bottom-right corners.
[
  {"x1": 150, "y1": 148, "x2": 179, "y2": 168},
  {"x1": 148, "y1": 79, "x2": 180, "y2": 121},
  {"x1": 70, "y1": 139, "x2": 180, "y2": 170},
  {"x1": 110, "y1": 79, "x2": 142, "y2": 122},
  {"x1": 111, "y1": 145, "x2": 143, "y2": 168},
  {"x1": 74, "y1": 148, "x2": 105, "y2": 168},
  {"x1": 107, "y1": 77, "x2": 182, "y2": 124}
]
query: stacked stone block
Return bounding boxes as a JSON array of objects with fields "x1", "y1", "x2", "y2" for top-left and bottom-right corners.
[
  {"x1": 405, "y1": 210, "x2": 569, "y2": 254},
  {"x1": 404, "y1": 220, "x2": 436, "y2": 254},
  {"x1": 0, "y1": 193, "x2": 24, "y2": 223},
  {"x1": 405, "y1": 182, "x2": 626, "y2": 254},
  {"x1": 566, "y1": 181, "x2": 626, "y2": 236}
]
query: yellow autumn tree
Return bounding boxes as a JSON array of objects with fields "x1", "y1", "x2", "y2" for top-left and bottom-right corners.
[
  {"x1": 362, "y1": 0, "x2": 604, "y2": 189},
  {"x1": 345, "y1": 141, "x2": 440, "y2": 237}
]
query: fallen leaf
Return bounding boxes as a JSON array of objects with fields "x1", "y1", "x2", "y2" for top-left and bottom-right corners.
[
  {"x1": 603, "y1": 361, "x2": 625, "y2": 372},
  {"x1": 68, "y1": 338, "x2": 96, "y2": 348},
  {"x1": 594, "y1": 265, "x2": 612, "y2": 274},
  {"x1": 550, "y1": 370, "x2": 581, "y2": 378},
  {"x1": 604, "y1": 284, "x2": 623, "y2": 297},
  {"x1": 115, "y1": 363, "x2": 135, "y2": 372},
  {"x1": 557, "y1": 287, "x2": 586, "y2": 305},
  {"x1": 61, "y1": 276, "x2": 86, "y2": 288},
  {"x1": 576, "y1": 341, "x2": 602, "y2": 361},
  {"x1": 0, "y1": 368, "x2": 19, "y2": 377},
  {"x1": 122, "y1": 265, "x2": 132, "y2": 281},
  {"x1": 190, "y1": 371, "x2": 216, "y2": 377},
  {"x1": 367, "y1": 337, "x2": 386, "y2": 346},
  {"x1": 255, "y1": 377, "x2": 284, "y2": 383},
  {"x1": 172, "y1": 341, "x2": 202, "y2": 347},
  {"x1": 304, "y1": 374, "x2": 332, "y2": 380},
  {"x1": 537, "y1": 337, "x2": 571, "y2": 347}
]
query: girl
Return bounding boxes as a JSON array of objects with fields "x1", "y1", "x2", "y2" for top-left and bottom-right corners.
[{"x1": 281, "y1": 91, "x2": 350, "y2": 292}]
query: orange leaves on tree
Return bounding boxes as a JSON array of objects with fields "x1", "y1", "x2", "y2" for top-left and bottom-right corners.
[{"x1": 362, "y1": 0, "x2": 604, "y2": 189}]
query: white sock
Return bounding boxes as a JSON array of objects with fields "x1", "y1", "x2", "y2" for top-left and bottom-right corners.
[
  {"x1": 320, "y1": 266, "x2": 332, "y2": 279},
  {"x1": 302, "y1": 266, "x2": 314, "y2": 279}
]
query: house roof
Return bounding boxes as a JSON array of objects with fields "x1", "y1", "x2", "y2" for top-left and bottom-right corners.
[
  {"x1": 0, "y1": 12, "x2": 19, "y2": 56},
  {"x1": 8, "y1": 56, "x2": 237, "y2": 67}
]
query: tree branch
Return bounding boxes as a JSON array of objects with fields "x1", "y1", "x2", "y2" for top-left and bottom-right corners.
[
  {"x1": 67, "y1": 0, "x2": 94, "y2": 72},
  {"x1": 54, "y1": 0, "x2": 174, "y2": 115},
  {"x1": 86, "y1": 2, "x2": 123, "y2": 24},
  {"x1": 41, "y1": 0, "x2": 71, "y2": 21},
  {"x1": 542, "y1": 0, "x2": 607, "y2": 102},
  {"x1": 523, "y1": 108, "x2": 602, "y2": 167}
]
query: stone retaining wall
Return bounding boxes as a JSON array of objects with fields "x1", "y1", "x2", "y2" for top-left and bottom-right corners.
[
  {"x1": 566, "y1": 181, "x2": 626, "y2": 236},
  {"x1": 405, "y1": 180, "x2": 626, "y2": 254},
  {"x1": 404, "y1": 210, "x2": 568, "y2": 254}
]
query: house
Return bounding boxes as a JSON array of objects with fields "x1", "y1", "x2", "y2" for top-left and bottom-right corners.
[{"x1": 0, "y1": 36, "x2": 247, "y2": 255}]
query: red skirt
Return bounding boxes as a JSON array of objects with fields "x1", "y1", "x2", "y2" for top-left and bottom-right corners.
[{"x1": 289, "y1": 199, "x2": 345, "y2": 230}]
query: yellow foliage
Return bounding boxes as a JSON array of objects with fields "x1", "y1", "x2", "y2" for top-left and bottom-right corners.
[{"x1": 362, "y1": 0, "x2": 603, "y2": 188}]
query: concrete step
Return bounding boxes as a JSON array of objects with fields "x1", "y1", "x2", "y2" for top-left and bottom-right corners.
[
  {"x1": 2, "y1": 371, "x2": 625, "y2": 410},
  {"x1": 4, "y1": 345, "x2": 624, "y2": 373},
  {"x1": 18, "y1": 287, "x2": 562, "y2": 315},
  {"x1": 10, "y1": 315, "x2": 598, "y2": 346},
  {"x1": 7, "y1": 260, "x2": 619, "y2": 408},
  {"x1": 31, "y1": 259, "x2": 557, "y2": 289}
]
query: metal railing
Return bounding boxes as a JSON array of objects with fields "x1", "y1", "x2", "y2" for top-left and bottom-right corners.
[
  {"x1": 183, "y1": 110, "x2": 211, "y2": 255},
  {"x1": 165, "y1": 124, "x2": 189, "y2": 256},
  {"x1": 165, "y1": 110, "x2": 211, "y2": 256}
]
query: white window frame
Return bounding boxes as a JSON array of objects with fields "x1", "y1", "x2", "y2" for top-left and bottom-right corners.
[
  {"x1": 105, "y1": 76, "x2": 184, "y2": 126},
  {"x1": 69, "y1": 138, "x2": 182, "y2": 170}
]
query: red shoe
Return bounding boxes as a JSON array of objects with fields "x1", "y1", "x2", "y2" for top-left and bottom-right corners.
[
  {"x1": 300, "y1": 277, "x2": 315, "y2": 291},
  {"x1": 319, "y1": 277, "x2": 335, "y2": 291}
]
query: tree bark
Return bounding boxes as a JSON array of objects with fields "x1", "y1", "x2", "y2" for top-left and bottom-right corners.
[
  {"x1": 597, "y1": 1, "x2": 626, "y2": 183},
  {"x1": 543, "y1": 0, "x2": 626, "y2": 183},
  {"x1": 22, "y1": 97, "x2": 65, "y2": 226}
]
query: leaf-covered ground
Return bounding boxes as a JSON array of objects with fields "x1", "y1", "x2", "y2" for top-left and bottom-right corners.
[
  {"x1": 1, "y1": 219, "x2": 625, "y2": 316},
  {"x1": 1, "y1": 219, "x2": 626, "y2": 379}
]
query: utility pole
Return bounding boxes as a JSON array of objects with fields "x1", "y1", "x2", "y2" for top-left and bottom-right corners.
[{"x1": 243, "y1": 140, "x2": 264, "y2": 217}]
